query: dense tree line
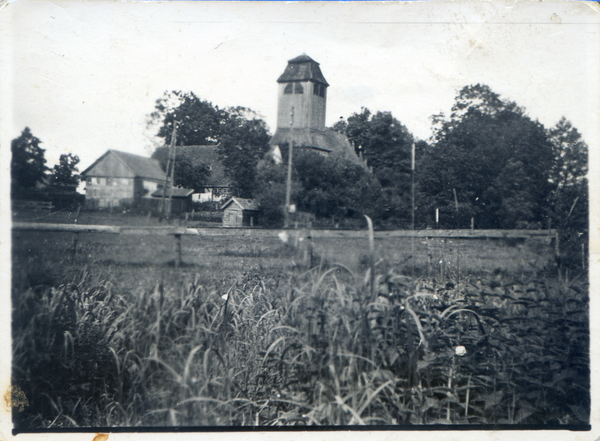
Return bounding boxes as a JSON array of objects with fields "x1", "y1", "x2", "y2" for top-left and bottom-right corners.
[
  {"x1": 147, "y1": 87, "x2": 587, "y2": 258},
  {"x1": 12, "y1": 84, "x2": 588, "y2": 267},
  {"x1": 11, "y1": 127, "x2": 80, "y2": 198}
]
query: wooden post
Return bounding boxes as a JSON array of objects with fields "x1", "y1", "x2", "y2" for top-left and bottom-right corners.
[
  {"x1": 174, "y1": 234, "x2": 182, "y2": 268},
  {"x1": 284, "y1": 107, "x2": 294, "y2": 229},
  {"x1": 436, "y1": 208, "x2": 439, "y2": 229},
  {"x1": 471, "y1": 217, "x2": 474, "y2": 232},
  {"x1": 71, "y1": 232, "x2": 79, "y2": 262},
  {"x1": 453, "y1": 188, "x2": 459, "y2": 211},
  {"x1": 160, "y1": 121, "x2": 179, "y2": 222},
  {"x1": 73, "y1": 204, "x2": 81, "y2": 224},
  {"x1": 411, "y1": 143, "x2": 415, "y2": 277}
]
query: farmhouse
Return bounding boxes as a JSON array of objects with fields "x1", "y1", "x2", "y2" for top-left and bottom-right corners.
[
  {"x1": 81, "y1": 150, "x2": 167, "y2": 210},
  {"x1": 222, "y1": 197, "x2": 260, "y2": 227},
  {"x1": 269, "y1": 55, "x2": 363, "y2": 166}
]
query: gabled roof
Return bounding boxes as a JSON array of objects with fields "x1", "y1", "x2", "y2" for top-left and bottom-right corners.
[
  {"x1": 151, "y1": 187, "x2": 194, "y2": 198},
  {"x1": 269, "y1": 128, "x2": 364, "y2": 166},
  {"x1": 277, "y1": 55, "x2": 329, "y2": 86},
  {"x1": 82, "y1": 150, "x2": 166, "y2": 181},
  {"x1": 221, "y1": 197, "x2": 260, "y2": 211},
  {"x1": 177, "y1": 145, "x2": 232, "y2": 187}
]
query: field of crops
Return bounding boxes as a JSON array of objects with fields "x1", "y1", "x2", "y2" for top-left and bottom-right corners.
[{"x1": 11, "y1": 225, "x2": 589, "y2": 430}]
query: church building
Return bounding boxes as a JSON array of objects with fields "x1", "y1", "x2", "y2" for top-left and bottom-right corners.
[{"x1": 269, "y1": 55, "x2": 363, "y2": 165}]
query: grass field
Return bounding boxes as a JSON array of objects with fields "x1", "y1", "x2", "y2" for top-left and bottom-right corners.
[{"x1": 11, "y1": 222, "x2": 589, "y2": 429}]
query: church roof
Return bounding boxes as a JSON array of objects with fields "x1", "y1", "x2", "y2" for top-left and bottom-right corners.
[
  {"x1": 277, "y1": 55, "x2": 329, "y2": 86},
  {"x1": 269, "y1": 128, "x2": 363, "y2": 166}
]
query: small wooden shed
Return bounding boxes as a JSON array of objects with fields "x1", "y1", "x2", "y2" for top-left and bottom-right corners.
[
  {"x1": 150, "y1": 187, "x2": 194, "y2": 215},
  {"x1": 222, "y1": 197, "x2": 260, "y2": 227}
]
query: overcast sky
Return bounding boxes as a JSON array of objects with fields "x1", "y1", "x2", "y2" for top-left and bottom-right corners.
[{"x1": 1, "y1": 1, "x2": 599, "y2": 174}]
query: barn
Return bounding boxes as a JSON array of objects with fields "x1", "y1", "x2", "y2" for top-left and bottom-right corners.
[
  {"x1": 222, "y1": 197, "x2": 260, "y2": 227},
  {"x1": 81, "y1": 150, "x2": 167, "y2": 210}
]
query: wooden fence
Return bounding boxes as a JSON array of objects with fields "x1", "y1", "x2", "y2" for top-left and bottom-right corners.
[{"x1": 12, "y1": 222, "x2": 558, "y2": 269}]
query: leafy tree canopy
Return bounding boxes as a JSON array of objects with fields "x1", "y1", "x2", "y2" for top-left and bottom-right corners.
[
  {"x1": 334, "y1": 108, "x2": 414, "y2": 174},
  {"x1": 254, "y1": 151, "x2": 384, "y2": 228},
  {"x1": 417, "y1": 84, "x2": 555, "y2": 229},
  {"x1": 151, "y1": 147, "x2": 211, "y2": 194},
  {"x1": 334, "y1": 108, "x2": 416, "y2": 226},
  {"x1": 50, "y1": 153, "x2": 80, "y2": 187},
  {"x1": 148, "y1": 91, "x2": 270, "y2": 197},
  {"x1": 11, "y1": 127, "x2": 49, "y2": 195}
]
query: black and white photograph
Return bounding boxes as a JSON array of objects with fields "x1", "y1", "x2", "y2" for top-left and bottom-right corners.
[{"x1": 1, "y1": 1, "x2": 598, "y2": 438}]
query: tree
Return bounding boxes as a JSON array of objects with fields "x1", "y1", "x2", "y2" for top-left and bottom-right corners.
[
  {"x1": 148, "y1": 92, "x2": 270, "y2": 197},
  {"x1": 151, "y1": 146, "x2": 211, "y2": 193},
  {"x1": 11, "y1": 127, "x2": 49, "y2": 196},
  {"x1": 218, "y1": 107, "x2": 271, "y2": 198},
  {"x1": 546, "y1": 117, "x2": 588, "y2": 190},
  {"x1": 254, "y1": 150, "x2": 384, "y2": 228},
  {"x1": 335, "y1": 108, "x2": 415, "y2": 226},
  {"x1": 417, "y1": 85, "x2": 554, "y2": 229},
  {"x1": 545, "y1": 117, "x2": 588, "y2": 270},
  {"x1": 50, "y1": 153, "x2": 80, "y2": 187}
]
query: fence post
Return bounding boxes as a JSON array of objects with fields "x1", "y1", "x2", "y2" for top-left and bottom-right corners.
[
  {"x1": 71, "y1": 232, "x2": 79, "y2": 262},
  {"x1": 74, "y1": 204, "x2": 81, "y2": 224},
  {"x1": 174, "y1": 234, "x2": 182, "y2": 268}
]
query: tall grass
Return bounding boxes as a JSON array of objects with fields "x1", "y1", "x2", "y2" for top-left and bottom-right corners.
[{"x1": 12, "y1": 231, "x2": 589, "y2": 428}]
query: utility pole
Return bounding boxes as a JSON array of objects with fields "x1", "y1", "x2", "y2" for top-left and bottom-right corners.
[
  {"x1": 284, "y1": 107, "x2": 294, "y2": 229},
  {"x1": 160, "y1": 121, "x2": 179, "y2": 223},
  {"x1": 411, "y1": 142, "x2": 415, "y2": 276}
]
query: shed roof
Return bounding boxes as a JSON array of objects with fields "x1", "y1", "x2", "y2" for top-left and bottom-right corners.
[
  {"x1": 82, "y1": 150, "x2": 167, "y2": 181},
  {"x1": 277, "y1": 55, "x2": 329, "y2": 86},
  {"x1": 222, "y1": 197, "x2": 260, "y2": 211}
]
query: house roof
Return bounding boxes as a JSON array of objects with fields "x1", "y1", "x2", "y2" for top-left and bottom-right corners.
[
  {"x1": 269, "y1": 128, "x2": 364, "y2": 166},
  {"x1": 82, "y1": 150, "x2": 167, "y2": 181},
  {"x1": 221, "y1": 197, "x2": 260, "y2": 211},
  {"x1": 177, "y1": 145, "x2": 232, "y2": 187},
  {"x1": 277, "y1": 55, "x2": 329, "y2": 86},
  {"x1": 151, "y1": 187, "x2": 194, "y2": 198}
]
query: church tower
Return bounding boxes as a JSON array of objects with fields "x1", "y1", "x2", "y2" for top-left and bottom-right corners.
[
  {"x1": 275, "y1": 55, "x2": 329, "y2": 131},
  {"x1": 269, "y1": 55, "x2": 363, "y2": 166}
]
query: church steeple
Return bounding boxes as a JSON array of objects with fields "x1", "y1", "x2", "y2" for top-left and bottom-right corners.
[
  {"x1": 269, "y1": 55, "x2": 364, "y2": 166},
  {"x1": 275, "y1": 55, "x2": 328, "y2": 131}
]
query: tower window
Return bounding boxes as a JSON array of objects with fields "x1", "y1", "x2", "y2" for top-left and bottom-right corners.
[
  {"x1": 313, "y1": 83, "x2": 325, "y2": 97},
  {"x1": 294, "y1": 82, "x2": 304, "y2": 94},
  {"x1": 284, "y1": 83, "x2": 293, "y2": 94}
]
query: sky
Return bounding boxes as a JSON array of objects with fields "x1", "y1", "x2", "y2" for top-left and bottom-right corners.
[{"x1": 1, "y1": 1, "x2": 599, "y2": 174}]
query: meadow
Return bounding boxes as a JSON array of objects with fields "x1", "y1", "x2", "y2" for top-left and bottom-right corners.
[{"x1": 11, "y1": 223, "x2": 589, "y2": 429}]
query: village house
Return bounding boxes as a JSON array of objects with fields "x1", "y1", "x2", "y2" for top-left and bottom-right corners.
[{"x1": 81, "y1": 150, "x2": 167, "y2": 210}]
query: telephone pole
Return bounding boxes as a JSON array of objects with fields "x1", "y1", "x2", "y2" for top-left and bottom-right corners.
[
  {"x1": 284, "y1": 107, "x2": 294, "y2": 228},
  {"x1": 159, "y1": 121, "x2": 179, "y2": 222}
]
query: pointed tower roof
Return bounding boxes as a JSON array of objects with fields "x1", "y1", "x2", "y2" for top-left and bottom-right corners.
[{"x1": 277, "y1": 55, "x2": 329, "y2": 86}]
